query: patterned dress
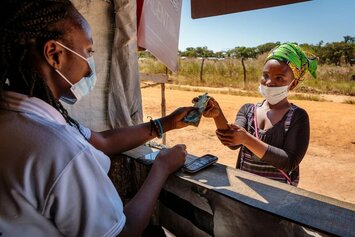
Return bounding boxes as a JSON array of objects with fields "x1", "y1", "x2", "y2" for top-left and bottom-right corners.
[{"x1": 234, "y1": 102, "x2": 310, "y2": 186}]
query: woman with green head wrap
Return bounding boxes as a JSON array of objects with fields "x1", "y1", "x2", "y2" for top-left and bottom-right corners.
[
  {"x1": 266, "y1": 42, "x2": 318, "y2": 90},
  {"x1": 203, "y1": 43, "x2": 317, "y2": 186}
]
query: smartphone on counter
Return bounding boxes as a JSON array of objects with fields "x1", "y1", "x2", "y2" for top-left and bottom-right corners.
[
  {"x1": 137, "y1": 152, "x2": 218, "y2": 174},
  {"x1": 137, "y1": 152, "x2": 197, "y2": 166},
  {"x1": 182, "y1": 154, "x2": 218, "y2": 174}
]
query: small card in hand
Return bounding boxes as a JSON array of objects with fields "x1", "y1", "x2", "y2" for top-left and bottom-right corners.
[
  {"x1": 183, "y1": 93, "x2": 210, "y2": 127},
  {"x1": 137, "y1": 150, "x2": 160, "y2": 165},
  {"x1": 137, "y1": 151, "x2": 197, "y2": 166}
]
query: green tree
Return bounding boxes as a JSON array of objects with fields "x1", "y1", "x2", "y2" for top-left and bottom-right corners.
[
  {"x1": 256, "y1": 42, "x2": 280, "y2": 54},
  {"x1": 181, "y1": 47, "x2": 198, "y2": 57},
  {"x1": 343, "y1": 35, "x2": 355, "y2": 43},
  {"x1": 179, "y1": 46, "x2": 214, "y2": 81},
  {"x1": 233, "y1": 47, "x2": 258, "y2": 86},
  {"x1": 195, "y1": 46, "x2": 214, "y2": 81},
  {"x1": 318, "y1": 42, "x2": 355, "y2": 66},
  {"x1": 215, "y1": 51, "x2": 226, "y2": 59}
]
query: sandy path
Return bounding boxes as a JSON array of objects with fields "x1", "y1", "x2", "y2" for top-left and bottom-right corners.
[{"x1": 141, "y1": 87, "x2": 355, "y2": 204}]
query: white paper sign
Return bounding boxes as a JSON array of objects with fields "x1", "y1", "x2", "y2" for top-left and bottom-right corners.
[{"x1": 137, "y1": 0, "x2": 182, "y2": 72}]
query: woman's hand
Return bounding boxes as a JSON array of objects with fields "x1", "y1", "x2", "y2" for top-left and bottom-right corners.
[
  {"x1": 154, "y1": 144, "x2": 187, "y2": 176},
  {"x1": 216, "y1": 124, "x2": 248, "y2": 147},
  {"x1": 201, "y1": 97, "x2": 221, "y2": 118}
]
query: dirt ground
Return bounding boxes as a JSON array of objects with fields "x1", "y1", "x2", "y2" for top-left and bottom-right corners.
[{"x1": 141, "y1": 86, "x2": 355, "y2": 204}]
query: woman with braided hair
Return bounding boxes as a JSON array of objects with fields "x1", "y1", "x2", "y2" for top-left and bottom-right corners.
[
  {"x1": 0, "y1": 1, "x2": 194, "y2": 236},
  {"x1": 203, "y1": 43, "x2": 318, "y2": 186}
]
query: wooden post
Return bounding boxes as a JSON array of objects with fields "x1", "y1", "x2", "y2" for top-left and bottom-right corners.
[
  {"x1": 161, "y1": 68, "x2": 168, "y2": 145},
  {"x1": 140, "y1": 71, "x2": 168, "y2": 145},
  {"x1": 161, "y1": 83, "x2": 166, "y2": 144},
  {"x1": 200, "y1": 58, "x2": 205, "y2": 82}
]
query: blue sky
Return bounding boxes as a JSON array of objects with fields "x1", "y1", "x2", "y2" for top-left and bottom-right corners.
[{"x1": 178, "y1": 0, "x2": 355, "y2": 52}]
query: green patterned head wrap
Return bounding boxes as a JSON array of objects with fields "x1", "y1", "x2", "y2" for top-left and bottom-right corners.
[{"x1": 266, "y1": 43, "x2": 318, "y2": 89}]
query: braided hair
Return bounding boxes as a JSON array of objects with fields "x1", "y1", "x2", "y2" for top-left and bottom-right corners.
[{"x1": 0, "y1": 0, "x2": 87, "y2": 139}]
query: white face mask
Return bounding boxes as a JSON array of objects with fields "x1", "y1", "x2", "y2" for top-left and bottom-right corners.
[
  {"x1": 259, "y1": 84, "x2": 289, "y2": 105},
  {"x1": 55, "y1": 41, "x2": 97, "y2": 105}
]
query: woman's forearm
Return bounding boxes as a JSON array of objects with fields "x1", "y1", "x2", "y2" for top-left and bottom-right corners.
[
  {"x1": 90, "y1": 116, "x2": 173, "y2": 155},
  {"x1": 242, "y1": 132, "x2": 268, "y2": 159},
  {"x1": 213, "y1": 111, "x2": 230, "y2": 130}
]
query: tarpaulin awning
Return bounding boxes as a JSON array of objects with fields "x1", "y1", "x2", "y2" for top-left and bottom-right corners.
[
  {"x1": 136, "y1": 0, "x2": 311, "y2": 72},
  {"x1": 191, "y1": 0, "x2": 310, "y2": 19}
]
